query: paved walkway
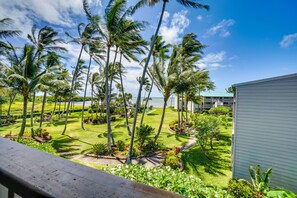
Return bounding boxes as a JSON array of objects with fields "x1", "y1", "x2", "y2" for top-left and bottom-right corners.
[{"x1": 61, "y1": 134, "x2": 197, "y2": 168}]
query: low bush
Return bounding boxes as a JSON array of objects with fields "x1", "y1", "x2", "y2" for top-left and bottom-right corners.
[
  {"x1": 209, "y1": 106, "x2": 230, "y2": 116},
  {"x1": 136, "y1": 124, "x2": 154, "y2": 147},
  {"x1": 105, "y1": 165, "x2": 227, "y2": 198},
  {"x1": 163, "y1": 155, "x2": 180, "y2": 169},
  {"x1": 116, "y1": 140, "x2": 125, "y2": 151},
  {"x1": 227, "y1": 178, "x2": 254, "y2": 197},
  {"x1": 16, "y1": 138, "x2": 57, "y2": 155},
  {"x1": 92, "y1": 143, "x2": 108, "y2": 155}
]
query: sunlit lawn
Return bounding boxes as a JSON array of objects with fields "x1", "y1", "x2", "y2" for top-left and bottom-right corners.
[
  {"x1": 0, "y1": 106, "x2": 189, "y2": 155},
  {"x1": 181, "y1": 124, "x2": 232, "y2": 188}
]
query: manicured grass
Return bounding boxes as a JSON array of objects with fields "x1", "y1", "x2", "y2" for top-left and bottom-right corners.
[
  {"x1": 181, "y1": 124, "x2": 232, "y2": 188},
  {"x1": 0, "y1": 107, "x2": 189, "y2": 155}
]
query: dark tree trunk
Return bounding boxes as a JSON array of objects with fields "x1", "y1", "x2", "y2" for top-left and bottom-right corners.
[
  {"x1": 140, "y1": 81, "x2": 153, "y2": 126},
  {"x1": 19, "y1": 95, "x2": 29, "y2": 137},
  {"x1": 177, "y1": 94, "x2": 181, "y2": 130},
  {"x1": 30, "y1": 92, "x2": 36, "y2": 137},
  {"x1": 39, "y1": 91, "x2": 47, "y2": 129},
  {"x1": 82, "y1": 55, "x2": 92, "y2": 130},
  {"x1": 105, "y1": 45, "x2": 113, "y2": 152},
  {"x1": 6, "y1": 93, "x2": 16, "y2": 123},
  {"x1": 109, "y1": 47, "x2": 118, "y2": 100},
  {"x1": 153, "y1": 99, "x2": 167, "y2": 144},
  {"x1": 58, "y1": 96, "x2": 62, "y2": 120},
  {"x1": 119, "y1": 53, "x2": 131, "y2": 136},
  {"x1": 62, "y1": 45, "x2": 84, "y2": 135},
  {"x1": 127, "y1": 0, "x2": 167, "y2": 164},
  {"x1": 50, "y1": 94, "x2": 57, "y2": 121}
]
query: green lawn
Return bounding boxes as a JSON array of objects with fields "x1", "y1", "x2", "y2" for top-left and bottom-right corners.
[
  {"x1": 0, "y1": 106, "x2": 189, "y2": 154},
  {"x1": 181, "y1": 124, "x2": 232, "y2": 188},
  {"x1": 0, "y1": 103, "x2": 232, "y2": 188}
]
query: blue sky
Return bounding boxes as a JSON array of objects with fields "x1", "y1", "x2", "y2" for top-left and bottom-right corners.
[{"x1": 1, "y1": 0, "x2": 296, "y2": 97}]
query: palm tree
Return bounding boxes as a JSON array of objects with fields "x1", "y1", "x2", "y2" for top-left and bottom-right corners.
[
  {"x1": 27, "y1": 25, "x2": 66, "y2": 134},
  {"x1": 81, "y1": 41, "x2": 105, "y2": 130},
  {"x1": 5, "y1": 44, "x2": 45, "y2": 136},
  {"x1": 89, "y1": 72, "x2": 100, "y2": 107},
  {"x1": 129, "y1": 0, "x2": 209, "y2": 160},
  {"x1": 62, "y1": 23, "x2": 95, "y2": 135},
  {"x1": 0, "y1": 18, "x2": 21, "y2": 50}
]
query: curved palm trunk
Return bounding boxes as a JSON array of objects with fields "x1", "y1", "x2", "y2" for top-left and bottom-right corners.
[
  {"x1": 119, "y1": 54, "x2": 131, "y2": 136},
  {"x1": 19, "y1": 95, "x2": 29, "y2": 137},
  {"x1": 140, "y1": 81, "x2": 153, "y2": 126},
  {"x1": 127, "y1": 0, "x2": 167, "y2": 164},
  {"x1": 105, "y1": 45, "x2": 113, "y2": 152},
  {"x1": 185, "y1": 99, "x2": 189, "y2": 123},
  {"x1": 81, "y1": 55, "x2": 92, "y2": 130},
  {"x1": 62, "y1": 46, "x2": 83, "y2": 135},
  {"x1": 39, "y1": 91, "x2": 47, "y2": 129},
  {"x1": 154, "y1": 99, "x2": 167, "y2": 143},
  {"x1": 6, "y1": 93, "x2": 16, "y2": 123},
  {"x1": 30, "y1": 92, "x2": 36, "y2": 136}
]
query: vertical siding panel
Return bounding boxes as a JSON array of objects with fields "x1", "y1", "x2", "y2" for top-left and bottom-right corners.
[{"x1": 233, "y1": 75, "x2": 297, "y2": 192}]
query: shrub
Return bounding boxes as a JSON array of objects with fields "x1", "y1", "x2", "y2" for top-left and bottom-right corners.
[
  {"x1": 209, "y1": 106, "x2": 230, "y2": 116},
  {"x1": 227, "y1": 178, "x2": 254, "y2": 198},
  {"x1": 16, "y1": 138, "x2": 57, "y2": 155},
  {"x1": 105, "y1": 165, "x2": 227, "y2": 198},
  {"x1": 141, "y1": 141, "x2": 158, "y2": 155},
  {"x1": 163, "y1": 155, "x2": 180, "y2": 169},
  {"x1": 136, "y1": 124, "x2": 154, "y2": 147},
  {"x1": 116, "y1": 140, "x2": 125, "y2": 151},
  {"x1": 92, "y1": 143, "x2": 108, "y2": 155}
]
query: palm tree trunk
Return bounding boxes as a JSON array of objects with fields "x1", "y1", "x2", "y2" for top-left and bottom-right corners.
[
  {"x1": 181, "y1": 93, "x2": 184, "y2": 126},
  {"x1": 39, "y1": 91, "x2": 47, "y2": 129},
  {"x1": 62, "y1": 45, "x2": 84, "y2": 135},
  {"x1": 6, "y1": 93, "x2": 16, "y2": 123},
  {"x1": 127, "y1": 0, "x2": 167, "y2": 164},
  {"x1": 50, "y1": 94, "x2": 57, "y2": 121},
  {"x1": 19, "y1": 95, "x2": 29, "y2": 137},
  {"x1": 140, "y1": 81, "x2": 153, "y2": 126},
  {"x1": 82, "y1": 55, "x2": 92, "y2": 130},
  {"x1": 119, "y1": 54, "x2": 131, "y2": 136},
  {"x1": 63, "y1": 100, "x2": 66, "y2": 116},
  {"x1": 105, "y1": 45, "x2": 113, "y2": 152},
  {"x1": 58, "y1": 96, "x2": 62, "y2": 120},
  {"x1": 30, "y1": 92, "x2": 36, "y2": 136},
  {"x1": 109, "y1": 47, "x2": 118, "y2": 100},
  {"x1": 177, "y1": 94, "x2": 181, "y2": 130},
  {"x1": 154, "y1": 99, "x2": 167, "y2": 143}
]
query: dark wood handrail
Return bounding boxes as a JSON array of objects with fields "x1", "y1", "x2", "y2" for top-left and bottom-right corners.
[{"x1": 0, "y1": 137, "x2": 183, "y2": 198}]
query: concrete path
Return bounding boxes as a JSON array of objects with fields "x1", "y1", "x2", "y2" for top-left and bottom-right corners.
[{"x1": 60, "y1": 134, "x2": 197, "y2": 168}]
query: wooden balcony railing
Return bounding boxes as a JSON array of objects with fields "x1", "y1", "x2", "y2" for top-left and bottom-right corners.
[{"x1": 0, "y1": 137, "x2": 183, "y2": 198}]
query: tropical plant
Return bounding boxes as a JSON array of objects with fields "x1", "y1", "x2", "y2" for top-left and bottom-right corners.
[
  {"x1": 136, "y1": 124, "x2": 154, "y2": 147},
  {"x1": 129, "y1": 0, "x2": 209, "y2": 165},
  {"x1": 249, "y1": 165, "x2": 272, "y2": 195},
  {"x1": 192, "y1": 114, "x2": 221, "y2": 158},
  {"x1": 0, "y1": 18, "x2": 21, "y2": 50}
]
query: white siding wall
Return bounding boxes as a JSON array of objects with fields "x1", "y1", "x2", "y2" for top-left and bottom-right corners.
[{"x1": 233, "y1": 76, "x2": 297, "y2": 192}]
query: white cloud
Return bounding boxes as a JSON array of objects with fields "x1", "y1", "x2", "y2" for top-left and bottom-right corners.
[
  {"x1": 162, "y1": 11, "x2": 170, "y2": 23},
  {"x1": 160, "y1": 10, "x2": 190, "y2": 44},
  {"x1": 198, "y1": 51, "x2": 230, "y2": 69},
  {"x1": 197, "y1": 15, "x2": 203, "y2": 21},
  {"x1": 204, "y1": 19, "x2": 235, "y2": 38},
  {"x1": 0, "y1": 0, "x2": 99, "y2": 38},
  {"x1": 280, "y1": 33, "x2": 297, "y2": 48}
]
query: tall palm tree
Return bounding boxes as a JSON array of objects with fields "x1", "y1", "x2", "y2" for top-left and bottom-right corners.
[
  {"x1": 62, "y1": 23, "x2": 95, "y2": 134},
  {"x1": 83, "y1": 0, "x2": 143, "y2": 151},
  {"x1": 81, "y1": 41, "x2": 105, "y2": 130},
  {"x1": 5, "y1": 44, "x2": 45, "y2": 136},
  {"x1": 129, "y1": 0, "x2": 209, "y2": 160},
  {"x1": 27, "y1": 25, "x2": 66, "y2": 134}
]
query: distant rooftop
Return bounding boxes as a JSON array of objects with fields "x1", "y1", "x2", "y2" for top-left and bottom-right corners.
[{"x1": 200, "y1": 91, "x2": 233, "y2": 97}]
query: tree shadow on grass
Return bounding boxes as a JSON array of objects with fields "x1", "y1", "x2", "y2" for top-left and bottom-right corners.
[
  {"x1": 146, "y1": 113, "x2": 158, "y2": 116},
  {"x1": 51, "y1": 120, "x2": 77, "y2": 126},
  {"x1": 181, "y1": 135, "x2": 231, "y2": 178}
]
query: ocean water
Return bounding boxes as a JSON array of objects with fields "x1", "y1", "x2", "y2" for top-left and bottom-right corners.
[{"x1": 73, "y1": 97, "x2": 175, "y2": 108}]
